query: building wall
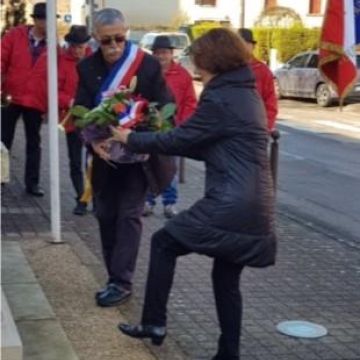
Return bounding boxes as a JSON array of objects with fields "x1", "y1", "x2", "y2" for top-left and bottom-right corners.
[
  {"x1": 180, "y1": 0, "x2": 242, "y2": 27},
  {"x1": 80, "y1": 0, "x2": 325, "y2": 30},
  {"x1": 84, "y1": 0, "x2": 241, "y2": 28},
  {"x1": 102, "y1": 0, "x2": 181, "y2": 27},
  {"x1": 243, "y1": 0, "x2": 325, "y2": 28},
  {"x1": 1, "y1": 0, "x2": 71, "y2": 33}
]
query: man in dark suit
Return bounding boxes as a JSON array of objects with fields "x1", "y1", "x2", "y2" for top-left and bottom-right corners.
[{"x1": 74, "y1": 8, "x2": 172, "y2": 307}]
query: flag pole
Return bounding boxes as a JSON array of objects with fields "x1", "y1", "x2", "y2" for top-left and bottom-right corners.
[{"x1": 47, "y1": 0, "x2": 62, "y2": 243}]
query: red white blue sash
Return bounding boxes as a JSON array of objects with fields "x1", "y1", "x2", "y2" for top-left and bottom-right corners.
[{"x1": 95, "y1": 42, "x2": 145, "y2": 104}]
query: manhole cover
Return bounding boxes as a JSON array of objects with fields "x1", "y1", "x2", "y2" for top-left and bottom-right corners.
[{"x1": 277, "y1": 320, "x2": 328, "y2": 338}]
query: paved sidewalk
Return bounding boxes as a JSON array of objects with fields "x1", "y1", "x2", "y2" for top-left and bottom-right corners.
[{"x1": 2, "y1": 125, "x2": 360, "y2": 360}]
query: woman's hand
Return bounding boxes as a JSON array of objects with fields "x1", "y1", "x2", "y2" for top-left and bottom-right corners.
[
  {"x1": 110, "y1": 126, "x2": 132, "y2": 144},
  {"x1": 91, "y1": 140, "x2": 111, "y2": 161}
]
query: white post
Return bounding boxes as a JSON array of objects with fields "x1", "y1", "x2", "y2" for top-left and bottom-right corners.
[
  {"x1": 88, "y1": 0, "x2": 95, "y2": 32},
  {"x1": 47, "y1": 0, "x2": 62, "y2": 243}
]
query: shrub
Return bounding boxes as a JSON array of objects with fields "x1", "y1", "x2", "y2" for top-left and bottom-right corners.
[
  {"x1": 253, "y1": 27, "x2": 274, "y2": 63},
  {"x1": 252, "y1": 25, "x2": 320, "y2": 63},
  {"x1": 190, "y1": 21, "x2": 221, "y2": 40},
  {"x1": 272, "y1": 25, "x2": 305, "y2": 63}
]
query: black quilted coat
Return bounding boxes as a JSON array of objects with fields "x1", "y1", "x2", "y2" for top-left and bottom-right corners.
[{"x1": 127, "y1": 66, "x2": 277, "y2": 267}]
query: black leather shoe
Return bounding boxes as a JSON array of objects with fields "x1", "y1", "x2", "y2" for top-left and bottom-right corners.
[
  {"x1": 73, "y1": 201, "x2": 87, "y2": 216},
  {"x1": 118, "y1": 323, "x2": 166, "y2": 346},
  {"x1": 96, "y1": 284, "x2": 131, "y2": 307},
  {"x1": 26, "y1": 185, "x2": 44, "y2": 197},
  {"x1": 94, "y1": 281, "x2": 115, "y2": 300}
]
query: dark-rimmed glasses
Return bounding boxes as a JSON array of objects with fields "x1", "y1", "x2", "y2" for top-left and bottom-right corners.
[{"x1": 99, "y1": 35, "x2": 126, "y2": 46}]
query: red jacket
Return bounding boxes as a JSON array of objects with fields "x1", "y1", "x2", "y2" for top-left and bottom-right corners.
[
  {"x1": 1, "y1": 25, "x2": 47, "y2": 106},
  {"x1": 250, "y1": 59, "x2": 278, "y2": 132},
  {"x1": 164, "y1": 62, "x2": 197, "y2": 126},
  {"x1": 22, "y1": 47, "x2": 92, "y2": 132}
]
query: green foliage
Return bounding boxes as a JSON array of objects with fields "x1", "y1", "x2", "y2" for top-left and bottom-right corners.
[
  {"x1": 302, "y1": 27, "x2": 321, "y2": 52},
  {"x1": 145, "y1": 103, "x2": 176, "y2": 133},
  {"x1": 272, "y1": 25, "x2": 305, "y2": 63},
  {"x1": 160, "y1": 103, "x2": 176, "y2": 121},
  {"x1": 252, "y1": 25, "x2": 321, "y2": 63},
  {"x1": 2, "y1": 0, "x2": 26, "y2": 35},
  {"x1": 70, "y1": 105, "x2": 89, "y2": 118},
  {"x1": 190, "y1": 22, "x2": 221, "y2": 40},
  {"x1": 253, "y1": 28, "x2": 274, "y2": 64},
  {"x1": 71, "y1": 97, "x2": 176, "y2": 133},
  {"x1": 71, "y1": 100, "x2": 118, "y2": 129}
]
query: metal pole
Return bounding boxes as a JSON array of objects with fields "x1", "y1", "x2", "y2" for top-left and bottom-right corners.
[
  {"x1": 47, "y1": 0, "x2": 62, "y2": 243},
  {"x1": 88, "y1": 0, "x2": 95, "y2": 31},
  {"x1": 179, "y1": 157, "x2": 186, "y2": 184},
  {"x1": 270, "y1": 129, "x2": 280, "y2": 192},
  {"x1": 240, "y1": 0, "x2": 245, "y2": 28}
]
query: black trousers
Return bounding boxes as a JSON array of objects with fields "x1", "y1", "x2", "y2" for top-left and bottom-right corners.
[
  {"x1": 1, "y1": 104, "x2": 42, "y2": 187},
  {"x1": 66, "y1": 132, "x2": 84, "y2": 200},
  {"x1": 141, "y1": 229, "x2": 244, "y2": 360},
  {"x1": 95, "y1": 163, "x2": 147, "y2": 291}
]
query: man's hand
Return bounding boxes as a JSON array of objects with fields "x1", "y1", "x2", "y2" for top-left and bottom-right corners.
[
  {"x1": 92, "y1": 140, "x2": 111, "y2": 161},
  {"x1": 110, "y1": 126, "x2": 132, "y2": 144}
]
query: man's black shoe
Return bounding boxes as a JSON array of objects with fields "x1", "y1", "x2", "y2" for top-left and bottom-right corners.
[
  {"x1": 95, "y1": 282, "x2": 112, "y2": 300},
  {"x1": 26, "y1": 185, "x2": 44, "y2": 197},
  {"x1": 96, "y1": 284, "x2": 131, "y2": 307},
  {"x1": 73, "y1": 201, "x2": 87, "y2": 216}
]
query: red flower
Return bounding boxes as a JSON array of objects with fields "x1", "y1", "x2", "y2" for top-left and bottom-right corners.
[{"x1": 112, "y1": 102, "x2": 126, "y2": 114}]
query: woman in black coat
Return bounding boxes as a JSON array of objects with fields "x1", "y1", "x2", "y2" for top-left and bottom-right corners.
[{"x1": 109, "y1": 28, "x2": 277, "y2": 360}]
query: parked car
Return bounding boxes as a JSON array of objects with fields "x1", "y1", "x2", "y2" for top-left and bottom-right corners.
[
  {"x1": 274, "y1": 50, "x2": 360, "y2": 107},
  {"x1": 177, "y1": 46, "x2": 201, "y2": 79},
  {"x1": 127, "y1": 29, "x2": 147, "y2": 45},
  {"x1": 139, "y1": 32, "x2": 191, "y2": 59}
]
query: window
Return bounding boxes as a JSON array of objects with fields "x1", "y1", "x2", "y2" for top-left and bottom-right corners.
[
  {"x1": 265, "y1": 0, "x2": 277, "y2": 9},
  {"x1": 139, "y1": 34, "x2": 156, "y2": 50},
  {"x1": 195, "y1": 0, "x2": 216, "y2": 6},
  {"x1": 309, "y1": 0, "x2": 321, "y2": 14},
  {"x1": 168, "y1": 35, "x2": 189, "y2": 49},
  {"x1": 288, "y1": 54, "x2": 309, "y2": 68},
  {"x1": 307, "y1": 54, "x2": 319, "y2": 68}
]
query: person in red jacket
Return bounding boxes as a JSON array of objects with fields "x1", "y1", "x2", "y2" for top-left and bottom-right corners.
[
  {"x1": 22, "y1": 25, "x2": 92, "y2": 215},
  {"x1": 1, "y1": 2, "x2": 50, "y2": 196},
  {"x1": 143, "y1": 35, "x2": 197, "y2": 218},
  {"x1": 239, "y1": 28, "x2": 278, "y2": 132}
]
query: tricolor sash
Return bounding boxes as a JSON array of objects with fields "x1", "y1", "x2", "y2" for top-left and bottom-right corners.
[
  {"x1": 118, "y1": 100, "x2": 148, "y2": 129},
  {"x1": 95, "y1": 41, "x2": 145, "y2": 105}
]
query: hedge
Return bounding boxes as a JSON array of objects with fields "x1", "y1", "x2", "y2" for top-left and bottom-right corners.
[
  {"x1": 190, "y1": 22, "x2": 221, "y2": 40},
  {"x1": 253, "y1": 25, "x2": 321, "y2": 63},
  {"x1": 253, "y1": 27, "x2": 274, "y2": 63}
]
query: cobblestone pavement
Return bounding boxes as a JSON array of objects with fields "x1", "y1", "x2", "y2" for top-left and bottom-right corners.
[{"x1": 2, "y1": 125, "x2": 360, "y2": 360}]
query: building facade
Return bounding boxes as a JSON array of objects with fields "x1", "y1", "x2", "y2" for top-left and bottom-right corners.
[
  {"x1": 81, "y1": 0, "x2": 325, "y2": 29},
  {"x1": 242, "y1": 0, "x2": 326, "y2": 28},
  {"x1": 0, "y1": 0, "x2": 71, "y2": 33}
]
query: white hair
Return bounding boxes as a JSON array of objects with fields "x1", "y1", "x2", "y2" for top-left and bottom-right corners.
[{"x1": 93, "y1": 8, "x2": 126, "y2": 31}]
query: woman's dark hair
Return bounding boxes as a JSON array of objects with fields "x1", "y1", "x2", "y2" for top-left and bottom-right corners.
[{"x1": 190, "y1": 28, "x2": 251, "y2": 74}]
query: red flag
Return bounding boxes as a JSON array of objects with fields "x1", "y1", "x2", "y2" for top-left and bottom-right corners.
[{"x1": 319, "y1": 0, "x2": 358, "y2": 105}]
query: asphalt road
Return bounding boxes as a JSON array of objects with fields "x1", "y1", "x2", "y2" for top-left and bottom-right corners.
[
  {"x1": 191, "y1": 87, "x2": 360, "y2": 246},
  {"x1": 276, "y1": 99, "x2": 360, "y2": 247}
]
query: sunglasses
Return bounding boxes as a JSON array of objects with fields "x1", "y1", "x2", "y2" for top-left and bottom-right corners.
[{"x1": 99, "y1": 35, "x2": 126, "y2": 46}]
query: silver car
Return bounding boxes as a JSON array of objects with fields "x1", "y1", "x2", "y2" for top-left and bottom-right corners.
[
  {"x1": 177, "y1": 46, "x2": 201, "y2": 79},
  {"x1": 274, "y1": 50, "x2": 360, "y2": 107}
]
